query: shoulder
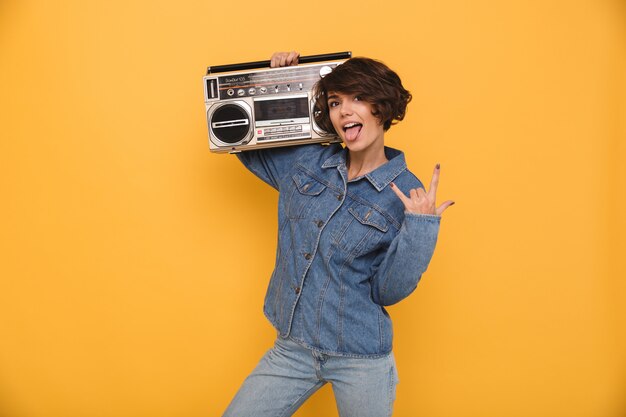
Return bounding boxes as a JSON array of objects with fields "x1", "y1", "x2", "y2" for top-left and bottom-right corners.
[
  {"x1": 266, "y1": 142, "x2": 342, "y2": 166},
  {"x1": 236, "y1": 143, "x2": 342, "y2": 190},
  {"x1": 384, "y1": 147, "x2": 425, "y2": 191},
  {"x1": 394, "y1": 167, "x2": 424, "y2": 190},
  {"x1": 291, "y1": 143, "x2": 344, "y2": 173}
]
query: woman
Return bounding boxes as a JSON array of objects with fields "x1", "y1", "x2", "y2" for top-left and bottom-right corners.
[{"x1": 223, "y1": 51, "x2": 453, "y2": 417}]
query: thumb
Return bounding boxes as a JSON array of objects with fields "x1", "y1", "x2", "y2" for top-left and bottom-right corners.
[{"x1": 436, "y1": 200, "x2": 455, "y2": 216}]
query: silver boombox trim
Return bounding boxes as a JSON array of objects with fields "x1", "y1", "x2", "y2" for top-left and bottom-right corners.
[{"x1": 203, "y1": 52, "x2": 351, "y2": 153}]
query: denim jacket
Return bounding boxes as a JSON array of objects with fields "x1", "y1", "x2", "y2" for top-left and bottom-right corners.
[{"x1": 237, "y1": 143, "x2": 440, "y2": 357}]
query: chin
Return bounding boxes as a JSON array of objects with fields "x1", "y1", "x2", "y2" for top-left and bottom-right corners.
[{"x1": 343, "y1": 141, "x2": 366, "y2": 152}]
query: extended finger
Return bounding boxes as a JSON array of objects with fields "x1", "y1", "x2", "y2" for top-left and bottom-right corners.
[
  {"x1": 428, "y1": 163, "x2": 440, "y2": 198},
  {"x1": 436, "y1": 200, "x2": 455, "y2": 216},
  {"x1": 390, "y1": 182, "x2": 412, "y2": 206},
  {"x1": 270, "y1": 52, "x2": 282, "y2": 68},
  {"x1": 287, "y1": 51, "x2": 300, "y2": 66}
]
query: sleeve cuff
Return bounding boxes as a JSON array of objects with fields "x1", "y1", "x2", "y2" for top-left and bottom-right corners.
[{"x1": 404, "y1": 212, "x2": 442, "y2": 223}]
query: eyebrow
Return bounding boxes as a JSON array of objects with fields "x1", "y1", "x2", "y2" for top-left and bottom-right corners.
[{"x1": 327, "y1": 93, "x2": 339, "y2": 100}]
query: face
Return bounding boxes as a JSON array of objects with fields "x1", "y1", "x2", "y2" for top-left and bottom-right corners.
[{"x1": 327, "y1": 92, "x2": 385, "y2": 154}]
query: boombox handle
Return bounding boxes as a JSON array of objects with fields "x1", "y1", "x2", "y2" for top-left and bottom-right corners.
[{"x1": 206, "y1": 51, "x2": 352, "y2": 75}]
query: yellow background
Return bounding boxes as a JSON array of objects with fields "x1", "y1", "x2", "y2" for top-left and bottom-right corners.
[{"x1": 1, "y1": 1, "x2": 624, "y2": 416}]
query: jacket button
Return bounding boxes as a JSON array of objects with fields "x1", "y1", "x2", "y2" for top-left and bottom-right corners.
[
  {"x1": 294, "y1": 287, "x2": 301, "y2": 294},
  {"x1": 316, "y1": 220, "x2": 324, "y2": 228},
  {"x1": 304, "y1": 253, "x2": 312, "y2": 260},
  {"x1": 337, "y1": 193, "x2": 344, "y2": 201}
]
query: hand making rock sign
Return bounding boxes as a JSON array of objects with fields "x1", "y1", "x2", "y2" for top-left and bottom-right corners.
[{"x1": 391, "y1": 163, "x2": 455, "y2": 216}]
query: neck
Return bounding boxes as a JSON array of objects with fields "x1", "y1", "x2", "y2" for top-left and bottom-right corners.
[{"x1": 346, "y1": 142, "x2": 388, "y2": 180}]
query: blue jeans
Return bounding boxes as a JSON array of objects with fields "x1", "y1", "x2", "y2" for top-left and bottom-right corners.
[{"x1": 223, "y1": 336, "x2": 399, "y2": 417}]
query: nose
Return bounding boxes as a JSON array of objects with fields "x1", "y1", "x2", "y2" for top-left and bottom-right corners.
[{"x1": 339, "y1": 100, "x2": 353, "y2": 116}]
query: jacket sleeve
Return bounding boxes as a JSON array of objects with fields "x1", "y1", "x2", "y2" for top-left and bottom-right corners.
[
  {"x1": 370, "y1": 213, "x2": 441, "y2": 306},
  {"x1": 236, "y1": 144, "x2": 322, "y2": 191}
]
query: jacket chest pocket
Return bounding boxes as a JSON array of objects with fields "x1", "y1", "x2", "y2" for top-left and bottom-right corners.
[
  {"x1": 286, "y1": 171, "x2": 327, "y2": 219},
  {"x1": 333, "y1": 202, "x2": 389, "y2": 258}
]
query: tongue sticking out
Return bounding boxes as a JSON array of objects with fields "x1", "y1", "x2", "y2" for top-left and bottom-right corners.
[{"x1": 344, "y1": 125, "x2": 362, "y2": 141}]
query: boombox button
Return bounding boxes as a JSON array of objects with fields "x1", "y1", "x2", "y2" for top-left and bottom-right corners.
[
  {"x1": 237, "y1": 89, "x2": 245, "y2": 96},
  {"x1": 227, "y1": 89, "x2": 235, "y2": 96},
  {"x1": 248, "y1": 88, "x2": 256, "y2": 95},
  {"x1": 259, "y1": 87, "x2": 267, "y2": 94}
]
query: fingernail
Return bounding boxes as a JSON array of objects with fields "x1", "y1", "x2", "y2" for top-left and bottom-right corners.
[
  {"x1": 436, "y1": 163, "x2": 440, "y2": 169},
  {"x1": 390, "y1": 182, "x2": 395, "y2": 188},
  {"x1": 451, "y1": 201, "x2": 455, "y2": 206}
]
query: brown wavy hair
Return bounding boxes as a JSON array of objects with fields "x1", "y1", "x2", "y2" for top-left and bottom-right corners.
[{"x1": 313, "y1": 57, "x2": 412, "y2": 134}]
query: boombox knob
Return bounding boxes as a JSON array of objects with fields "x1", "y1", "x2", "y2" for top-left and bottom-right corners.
[{"x1": 319, "y1": 66, "x2": 333, "y2": 78}]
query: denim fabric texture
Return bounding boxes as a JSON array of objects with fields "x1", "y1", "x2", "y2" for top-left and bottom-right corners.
[
  {"x1": 223, "y1": 335, "x2": 399, "y2": 417},
  {"x1": 237, "y1": 143, "x2": 440, "y2": 357}
]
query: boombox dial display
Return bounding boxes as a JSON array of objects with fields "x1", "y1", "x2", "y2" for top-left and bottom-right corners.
[{"x1": 204, "y1": 53, "x2": 350, "y2": 153}]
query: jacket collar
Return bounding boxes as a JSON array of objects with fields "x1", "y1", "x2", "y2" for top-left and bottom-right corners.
[{"x1": 322, "y1": 146, "x2": 407, "y2": 192}]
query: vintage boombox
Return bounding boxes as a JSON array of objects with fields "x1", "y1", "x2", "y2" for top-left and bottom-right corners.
[{"x1": 203, "y1": 52, "x2": 351, "y2": 153}]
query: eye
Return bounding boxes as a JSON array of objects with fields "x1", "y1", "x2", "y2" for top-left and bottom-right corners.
[
  {"x1": 328, "y1": 100, "x2": 339, "y2": 108},
  {"x1": 354, "y1": 95, "x2": 362, "y2": 101}
]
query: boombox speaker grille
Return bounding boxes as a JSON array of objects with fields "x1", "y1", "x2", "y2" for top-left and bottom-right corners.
[{"x1": 211, "y1": 104, "x2": 251, "y2": 144}]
